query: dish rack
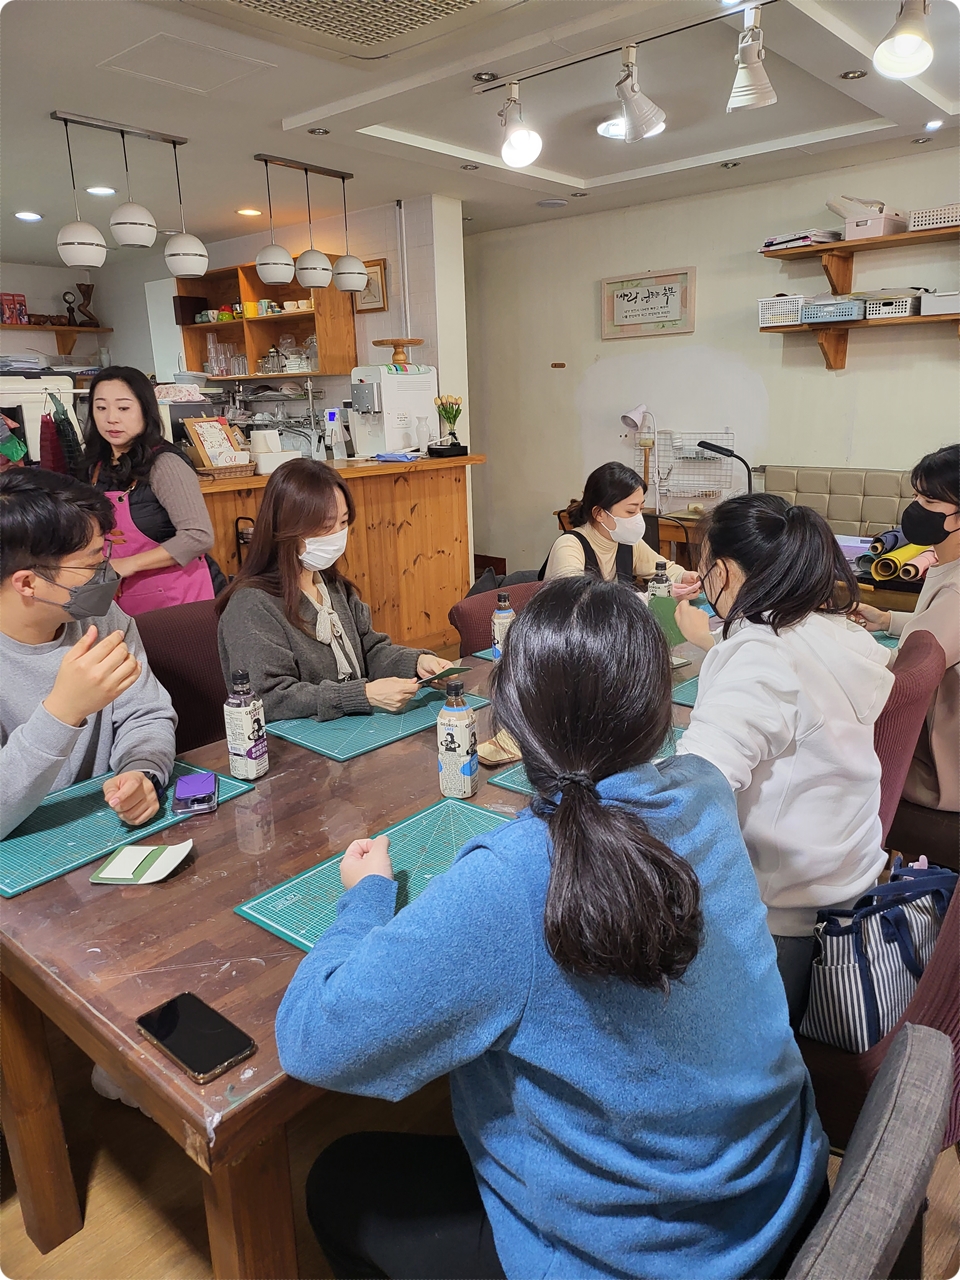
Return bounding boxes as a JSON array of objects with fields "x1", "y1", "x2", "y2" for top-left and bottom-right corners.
[
  {"x1": 758, "y1": 296, "x2": 806, "y2": 327},
  {"x1": 908, "y1": 204, "x2": 960, "y2": 232},
  {"x1": 656, "y1": 431, "x2": 736, "y2": 512},
  {"x1": 864, "y1": 296, "x2": 921, "y2": 319},
  {"x1": 800, "y1": 299, "x2": 865, "y2": 323}
]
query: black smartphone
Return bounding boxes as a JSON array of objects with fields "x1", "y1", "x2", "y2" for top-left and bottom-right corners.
[{"x1": 136, "y1": 992, "x2": 256, "y2": 1084}]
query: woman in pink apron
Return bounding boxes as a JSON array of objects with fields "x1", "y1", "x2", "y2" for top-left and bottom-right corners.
[{"x1": 82, "y1": 366, "x2": 217, "y2": 616}]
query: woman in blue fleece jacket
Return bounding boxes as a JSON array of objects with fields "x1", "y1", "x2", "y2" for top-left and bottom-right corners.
[{"x1": 275, "y1": 577, "x2": 828, "y2": 1280}]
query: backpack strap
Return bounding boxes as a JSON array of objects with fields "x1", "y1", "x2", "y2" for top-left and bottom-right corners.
[{"x1": 537, "y1": 530, "x2": 636, "y2": 585}]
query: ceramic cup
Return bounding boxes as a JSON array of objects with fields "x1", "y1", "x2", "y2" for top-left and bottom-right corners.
[
  {"x1": 283, "y1": 300, "x2": 299, "y2": 311},
  {"x1": 297, "y1": 298, "x2": 313, "y2": 310}
]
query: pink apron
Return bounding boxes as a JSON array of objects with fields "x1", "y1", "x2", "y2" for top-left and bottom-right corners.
[{"x1": 105, "y1": 481, "x2": 215, "y2": 617}]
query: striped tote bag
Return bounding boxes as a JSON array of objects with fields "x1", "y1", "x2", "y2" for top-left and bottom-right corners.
[{"x1": 800, "y1": 857, "x2": 957, "y2": 1053}]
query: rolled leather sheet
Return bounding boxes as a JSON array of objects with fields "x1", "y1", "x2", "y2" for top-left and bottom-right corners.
[
  {"x1": 899, "y1": 548, "x2": 938, "y2": 580},
  {"x1": 870, "y1": 527, "x2": 907, "y2": 556},
  {"x1": 871, "y1": 543, "x2": 931, "y2": 580}
]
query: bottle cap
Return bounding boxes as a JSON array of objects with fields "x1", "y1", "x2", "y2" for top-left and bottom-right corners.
[
  {"x1": 655, "y1": 560, "x2": 667, "y2": 571},
  {"x1": 446, "y1": 680, "x2": 465, "y2": 697},
  {"x1": 497, "y1": 591, "x2": 510, "y2": 604},
  {"x1": 232, "y1": 669, "x2": 251, "y2": 687}
]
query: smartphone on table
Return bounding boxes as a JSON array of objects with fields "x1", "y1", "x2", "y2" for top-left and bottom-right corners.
[
  {"x1": 136, "y1": 992, "x2": 256, "y2": 1084},
  {"x1": 172, "y1": 771, "x2": 218, "y2": 816}
]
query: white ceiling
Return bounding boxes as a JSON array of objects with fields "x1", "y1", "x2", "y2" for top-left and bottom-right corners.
[{"x1": 1, "y1": 0, "x2": 956, "y2": 266}]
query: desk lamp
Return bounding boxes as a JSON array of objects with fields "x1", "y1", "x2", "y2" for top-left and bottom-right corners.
[{"x1": 697, "y1": 440, "x2": 753, "y2": 493}]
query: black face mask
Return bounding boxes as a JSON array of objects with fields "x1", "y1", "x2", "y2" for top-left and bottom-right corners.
[
  {"x1": 900, "y1": 500, "x2": 955, "y2": 548},
  {"x1": 699, "y1": 562, "x2": 725, "y2": 614},
  {"x1": 33, "y1": 561, "x2": 121, "y2": 621}
]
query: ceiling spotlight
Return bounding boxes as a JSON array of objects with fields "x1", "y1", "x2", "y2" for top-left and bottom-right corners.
[
  {"x1": 570, "y1": 191, "x2": 589, "y2": 197},
  {"x1": 873, "y1": 0, "x2": 933, "y2": 78},
  {"x1": 308, "y1": 127, "x2": 330, "y2": 136},
  {"x1": 237, "y1": 208, "x2": 262, "y2": 216},
  {"x1": 86, "y1": 185, "x2": 117, "y2": 196},
  {"x1": 720, "y1": 160, "x2": 741, "y2": 168},
  {"x1": 15, "y1": 211, "x2": 43, "y2": 221},
  {"x1": 498, "y1": 82, "x2": 542, "y2": 168},
  {"x1": 597, "y1": 116, "x2": 626, "y2": 139},
  {"x1": 473, "y1": 71, "x2": 499, "y2": 83},
  {"x1": 537, "y1": 199, "x2": 567, "y2": 208},
  {"x1": 616, "y1": 45, "x2": 666, "y2": 140},
  {"x1": 840, "y1": 69, "x2": 868, "y2": 79},
  {"x1": 925, "y1": 119, "x2": 943, "y2": 130},
  {"x1": 727, "y1": 6, "x2": 777, "y2": 111},
  {"x1": 460, "y1": 162, "x2": 480, "y2": 170}
]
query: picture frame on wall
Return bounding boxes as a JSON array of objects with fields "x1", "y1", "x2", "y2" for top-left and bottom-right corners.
[
  {"x1": 354, "y1": 258, "x2": 388, "y2": 313},
  {"x1": 600, "y1": 267, "x2": 696, "y2": 339}
]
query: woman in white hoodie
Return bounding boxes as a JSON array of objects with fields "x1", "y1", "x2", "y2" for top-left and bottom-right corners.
[{"x1": 675, "y1": 494, "x2": 894, "y2": 1027}]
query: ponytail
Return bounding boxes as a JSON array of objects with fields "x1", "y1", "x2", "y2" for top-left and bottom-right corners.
[
  {"x1": 703, "y1": 493, "x2": 859, "y2": 638},
  {"x1": 490, "y1": 577, "x2": 703, "y2": 990}
]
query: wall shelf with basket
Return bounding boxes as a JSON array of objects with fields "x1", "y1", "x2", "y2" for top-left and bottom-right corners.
[
  {"x1": 175, "y1": 263, "x2": 356, "y2": 379},
  {"x1": 760, "y1": 225, "x2": 959, "y2": 370}
]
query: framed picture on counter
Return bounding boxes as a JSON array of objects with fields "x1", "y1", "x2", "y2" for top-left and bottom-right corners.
[
  {"x1": 183, "y1": 417, "x2": 247, "y2": 468},
  {"x1": 354, "y1": 258, "x2": 388, "y2": 313},
  {"x1": 601, "y1": 267, "x2": 696, "y2": 340}
]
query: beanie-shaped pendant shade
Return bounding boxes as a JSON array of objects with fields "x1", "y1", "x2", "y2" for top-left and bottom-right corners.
[
  {"x1": 57, "y1": 221, "x2": 107, "y2": 268},
  {"x1": 333, "y1": 176, "x2": 367, "y2": 292},
  {"x1": 110, "y1": 201, "x2": 158, "y2": 247},
  {"x1": 256, "y1": 159, "x2": 295, "y2": 284},
  {"x1": 295, "y1": 168, "x2": 332, "y2": 287},
  {"x1": 165, "y1": 232, "x2": 208, "y2": 277}
]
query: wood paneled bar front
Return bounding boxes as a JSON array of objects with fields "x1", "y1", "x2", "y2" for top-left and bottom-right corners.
[{"x1": 199, "y1": 455, "x2": 485, "y2": 651}]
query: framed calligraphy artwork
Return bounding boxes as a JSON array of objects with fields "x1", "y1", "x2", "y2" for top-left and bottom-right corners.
[{"x1": 601, "y1": 267, "x2": 696, "y2": 339}]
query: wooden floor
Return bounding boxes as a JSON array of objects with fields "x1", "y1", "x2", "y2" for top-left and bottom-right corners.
[{"x1": 1, "y1": 1023, "x2": 957, "y2": 1280}]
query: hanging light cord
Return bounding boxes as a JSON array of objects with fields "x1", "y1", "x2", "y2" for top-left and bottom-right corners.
[
  {"x1": 172, "y1": 143, "x2": 186, "y2": 232},
  {"x1": 340, "y1": 177, "x2": 350, "y2": 255},
  {"x1": 62, "y1": 120, "x2": 81, "y2": 222},
  {"x1": 264, "y1": 160, "x2": 277, "y2": 245},
  {"x1": 121, "y1": 131, "x2": 132, "y2": 202},
  {"x1": 304, "y1": 168, "x2": 314, "y2": 249}
]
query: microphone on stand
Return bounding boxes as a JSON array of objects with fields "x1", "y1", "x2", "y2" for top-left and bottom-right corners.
[{"x1": 697, "y1": 440, "x2": 753, "y2": 493}]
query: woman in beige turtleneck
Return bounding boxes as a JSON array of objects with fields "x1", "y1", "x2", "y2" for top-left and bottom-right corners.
[{"x1": 858, "y1": 444, "x2": 959, "y2": 812}]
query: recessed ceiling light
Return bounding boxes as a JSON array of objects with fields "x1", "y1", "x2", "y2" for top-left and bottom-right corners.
[
  {"x1": 463, "y1": 216, "x2": 474, "y2": 221},
  {"x1": 925, "y1": 119, "x2": 943, "y2": 131},
  {"x1": 237, "y1": 208, "x2": 262, "y2": 216},
  {"x1": 15, "y1": 211, "x2": 43, "y2": 221},
  {"x1": 570, "y1": 192, "x2": 589, "y2": 197},
  {"x1": 308, "y1": 127, "x2": 330, "y2": 136},
  {"x1": 473, "y1": 71, "x2": 499, "y2": 83},
  {"x1": 720, "y1": 160, "x2": 741, "y2": 169},
  {"x1": 86, "y1": 186, "x2": 116, "y2": 196},
  {"x1": 840, "y1": 69, "x2": 868, "y2": 80},
  {"x1": 912, "y1": 136, "x2": 931, "y2": 143},
  {"x1": 537, "y1": 199, "x2": 567, "y2": 208},
  {"x1": 460, "y1": 163, "x2": 479, "y2": 171}
]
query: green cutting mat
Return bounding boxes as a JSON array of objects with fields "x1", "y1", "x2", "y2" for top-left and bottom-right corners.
[
  {"x1": 473, "y1": 648, "x2": 496, "y2": 661},
  {"x1": 266, "y1": 688, "x2": 489, "y2": 762},
  {"x1": 0, "y1": 764, "x2": 253, "y2": 899},
  {"x1": 874, "y1": 631, "x2": 899, "y2": 649},
  {"x1": 235, "y1": 798, "x2": 513, "y2": 951},
  {"x1": 671, "y1": 677, "x2": 699, "y2": 708},
  {"x1": 489, "y1": 727, "x2": 686, "y2": 798}
]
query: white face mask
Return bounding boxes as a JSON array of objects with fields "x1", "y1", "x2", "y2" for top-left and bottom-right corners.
[
  {"x1": 300, "y1": 528, "x2": 349, "y2": 571},
  {"x1": 602, "y1": 510, "x2": 647, "y2": 545}
]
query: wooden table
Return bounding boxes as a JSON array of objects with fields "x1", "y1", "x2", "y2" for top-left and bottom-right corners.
[
  {"x1": 199, "y1": 455, "x2": 485, "y2": 651},
  {"x1": 0, "y1": 647, "x2": 705, "y2": 1278}
]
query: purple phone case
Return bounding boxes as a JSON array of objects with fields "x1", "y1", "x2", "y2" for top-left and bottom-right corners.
[{"x1": 175, "y1": 772, "x2": 217, "y2": 800}]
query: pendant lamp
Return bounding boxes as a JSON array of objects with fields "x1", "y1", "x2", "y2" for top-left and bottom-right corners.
[
  {"x1": 56, "y1": 120, "x2": 106, "y2": 268},
  {"x1": 498, "y1": 83, "x2": 542, "y2": 168},
  {"x1": 615, "y1": 46, "x2": 666, "y2": 141},
  {"x1": 109, "y1": 131, "x2": 157, "y2": 247},
  {"x1": 164, "y1": 143, "x2": 208, "y2": 277},
  {"x1": 256, "y1": 160, "x2": 295, "y2": 284},
  {"x1": 333, "y1": 177, "x2": 367, "y2": 292},
  {"x1": 726, "y1": 7, "x2": 777, "y2": 112},
  {"x1": 295, "y1": 167, "x2": 332, "y2": 288}
]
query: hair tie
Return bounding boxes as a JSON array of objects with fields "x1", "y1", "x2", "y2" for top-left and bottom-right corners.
[{"x1": 555, "y1": 771, "x2": 599, "y2": 799}]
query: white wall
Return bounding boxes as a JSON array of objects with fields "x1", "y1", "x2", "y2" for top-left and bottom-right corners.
[
  {"x1": 465, "y1": 148, "x2": 960, "y2": 570},
  {"x1": 0, "y1": 263, "x2": 97, "y2": 362}
]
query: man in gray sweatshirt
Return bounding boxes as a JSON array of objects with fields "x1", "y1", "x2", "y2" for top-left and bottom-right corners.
[{"x1": 0, "y1": 469, "x2": 176, "y2": 841}]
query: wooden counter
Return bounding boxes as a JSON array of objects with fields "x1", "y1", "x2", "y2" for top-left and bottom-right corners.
[{"x1": 200, "y1": 454, "x2": 485, "y2": 650}]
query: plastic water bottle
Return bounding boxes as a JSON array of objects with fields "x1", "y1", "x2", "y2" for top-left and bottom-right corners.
[
  {"x1": 491, "y1": 591, "x2": 515, "y2": 660},
  {"x1": 649, "y1": 560, "x2": 672, "y2": 598},
  {"x1": 437, "y1": 680, "x2": 478, "y2": 798},
  {"x1": 224, "y1": 670, "x2": 269, "y2": 780}
]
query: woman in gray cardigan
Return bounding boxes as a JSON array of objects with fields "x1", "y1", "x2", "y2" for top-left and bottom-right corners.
[{"x1": 216, "y1": 459, "x2": 453, "y2": 722}]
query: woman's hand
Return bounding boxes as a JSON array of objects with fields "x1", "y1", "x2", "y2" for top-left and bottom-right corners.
[
  {"x1": 854, "y1": 603, "x2": 892, "y2": 633},
  {"x1": 340, "y1": 835, "x2": 394, "y2": 890},
  {"x1": 416, "y1": 654, "x2": 455, "y2": 681},
  {"x1": 671, "y1": 572, "x2": 701, "y2": 600},
  {"x1": 110, "y1": 556, "x2": 140, "y2": 580},
  {"x1": 674, "y1": 599, "x2": 715, "y2": 651},
  {"x1": 365, "y1": 677, "x2": 419, "y2": 712}
]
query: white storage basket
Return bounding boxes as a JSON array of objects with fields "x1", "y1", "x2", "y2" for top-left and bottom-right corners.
[
  {"x1": 864, "y1": 297, "x2": 921, "y2": 319},
  {"x1": 908, "y1": 204, "x2": 960, "y2": 232},
  {"x1": 758, "y1": 296, "x2": 806, "y2": 327},
  {"x1": 800, "y1": 299, "x2": 865, "y2": 323}
]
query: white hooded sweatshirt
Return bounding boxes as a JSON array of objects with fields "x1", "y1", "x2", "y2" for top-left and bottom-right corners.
[{"x1": 678, "y1": 612, "x2": 894, "y2": 937}]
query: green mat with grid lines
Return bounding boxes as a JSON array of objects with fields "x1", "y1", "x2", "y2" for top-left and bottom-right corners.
[
  {"x1": 234, "y1": 798, "x2": 513, "y2": 951},
  {"x1": 488, "y1": 726, "x2": 686, "y2": 798}
]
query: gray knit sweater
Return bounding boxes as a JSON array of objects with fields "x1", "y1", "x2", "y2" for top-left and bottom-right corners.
[{"x1": 217, "y1": 581, "x2": 427, "y2": 723}]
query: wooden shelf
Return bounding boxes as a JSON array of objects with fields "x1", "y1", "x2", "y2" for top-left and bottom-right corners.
[
  {"x1": 762, "y1": 313, "x2": 959, "y2": 371},
  {"x1": 0, "y1": 323, "x2": 113, "y2": 356},
  {"x1": 247, "y1": 310, "x2": 315, "y2": 322},
  {"x1": 185, "y1": 318, "x2": 245, "y2": 332},
  {"x1": 762, "y1": 226, "x2": 959, "y2": 261}
]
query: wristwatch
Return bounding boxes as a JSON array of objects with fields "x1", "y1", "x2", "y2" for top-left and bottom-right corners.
[{"x1": 140, "y1": 771, "x2": 167, "y2": 803}]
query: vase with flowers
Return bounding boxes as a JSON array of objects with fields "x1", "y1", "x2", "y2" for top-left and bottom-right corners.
[{"x1": 435, "y1": 394, "x2": 463, "y2": 442}]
